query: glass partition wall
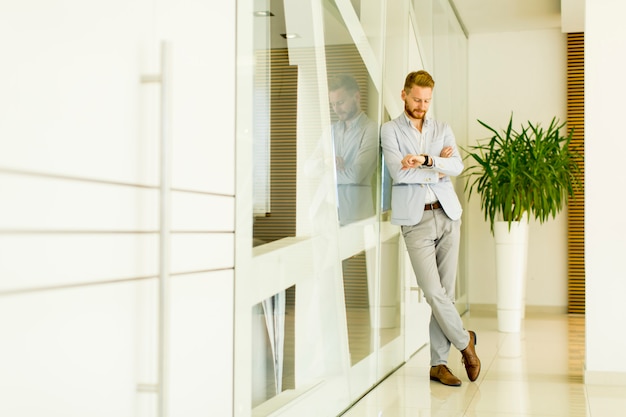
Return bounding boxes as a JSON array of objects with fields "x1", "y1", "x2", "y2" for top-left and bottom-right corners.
[{"x1": 236, "y1": 0, "x2": 467, "y2": 416}]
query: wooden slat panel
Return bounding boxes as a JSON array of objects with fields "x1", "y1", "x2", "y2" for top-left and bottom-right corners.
[
  {"x1": 567, "y1": 32, "x2": 585, "y2": 314},
  {"x1": 253, "y1": 48, "x2": 298, "y2": 244},
  {"x1": 342, "y1": 251, "x2": 372, "y2": 365},
  {"x1": 253, "y1": 44, "x2": 369, "y2": 245}
]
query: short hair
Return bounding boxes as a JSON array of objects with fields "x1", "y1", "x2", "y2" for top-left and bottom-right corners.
[
  {"x1": 328, "y1": 73, "x2": 360, "y2": 94},
  {"x1": 403, "y1": 70, "x2": 435, "y2": 92}
]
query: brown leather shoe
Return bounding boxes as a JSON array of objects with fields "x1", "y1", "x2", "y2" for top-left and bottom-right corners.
[
  {"x1": 430, "y1": 364, "x2": 462, "y2": 386},
  {"x1": 461, "y1": 330, "x2": 481, "y2": 381}
]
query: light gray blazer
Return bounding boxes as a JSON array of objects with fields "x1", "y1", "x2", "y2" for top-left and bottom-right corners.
[{"x1": 381, "y1": 114, "x2": 463, "y2": 225}]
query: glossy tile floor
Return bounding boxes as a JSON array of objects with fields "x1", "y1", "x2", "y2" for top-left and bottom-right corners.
[{"x1": 341, "y1": 312, "x2": 626, "y2": 417}]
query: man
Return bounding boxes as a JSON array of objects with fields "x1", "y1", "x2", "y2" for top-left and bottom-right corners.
[
  {"x1": 328, "y1": 74, "x2": 378, "y2": 226},
  {"x1": 380, "y1": 70, "x2": 480, "y2": 386}
]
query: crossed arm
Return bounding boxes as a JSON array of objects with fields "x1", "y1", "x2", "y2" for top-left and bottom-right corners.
[
  {"x1": 400, "y1": 146, "x2": 454, "y2": 179},
  {"x1": 400, "y1": 146, "x2": 453, "y2": 170}
]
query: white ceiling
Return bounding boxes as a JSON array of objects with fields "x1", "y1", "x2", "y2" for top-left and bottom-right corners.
[
  {"x1": 257, "y1": 0, "x2": 584, "y2": 49},
  {"x1": 449, "y1": 0, "x2": 566, "y2": 34}
]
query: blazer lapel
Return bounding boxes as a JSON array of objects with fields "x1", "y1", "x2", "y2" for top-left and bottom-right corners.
[{"x1": 397, "y1": 116, "x2": 421, "y2": 155}]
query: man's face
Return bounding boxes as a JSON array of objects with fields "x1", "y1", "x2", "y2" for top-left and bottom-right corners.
[
  {"x1": 329, "y1": 88, "x2": 360, "y2": 121},
  {"x1": 402, "y1": 85, "x2": 432, "y2": 120}
]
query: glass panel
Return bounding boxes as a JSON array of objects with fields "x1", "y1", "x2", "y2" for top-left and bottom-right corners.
[
  {"x1": 379, "y1": 235, "x2": 402, "y2": 347},
  {"x1": 349, "y1": 0, "x2": 361, "y2": 18},
  {"x1": 239, "y1": 0, "x2": 468, "y2": 414},
  {"x1": 252, "y1": 4, "x2": 272, "y2": 218},
  {"x1": 412, "y1": 0, "x2": 434, "y2": 69},
  {"x1": 323, "y1": 0, "x2": 391, "y2": 397},
  {"x1": 358, "y1": 0, "x2": 386, "y2": 59},
  {"x1": 381, "y1": 109, "x2": 392, "y2": 215},
  {"x1": 432, "y1": 0, "x2": 469, "y2": 313},
  {"x1": 336, "y1": 237, "x2": 401, "y2": 369},
  {"x1": 252, "y1": 0, "x2": 297, "y2": 246},
  {"x1": 342, "y1": 251, "x2": 374, "y2": 365},
  {"x1": 327, "y1": 74, "x2": 378, "y2": 226},
  {"x1": 323, "y1": 0, "x2": 380, "y2": 227},
  {"x1": 249, "y1": 0, "x2": 354, "y2": 414},
  {"x1": 251, "y1": 286, "x2": 295, "y2": 408}
]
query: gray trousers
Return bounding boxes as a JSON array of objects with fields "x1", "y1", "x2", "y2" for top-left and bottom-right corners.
[{"x1": 402, "y1": 208, "x2": 470, "y2": 366}]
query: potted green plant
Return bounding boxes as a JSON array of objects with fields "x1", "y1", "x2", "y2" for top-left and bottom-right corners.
[{"x1": 463, "y1": 114, "x2": 582, "y2": 332}]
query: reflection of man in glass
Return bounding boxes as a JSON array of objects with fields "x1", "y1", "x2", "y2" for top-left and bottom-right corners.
[{"x1": 328, "y1": 74, "x2": 378, "y2": 225}]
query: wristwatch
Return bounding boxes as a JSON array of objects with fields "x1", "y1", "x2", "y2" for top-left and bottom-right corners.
[{"x1": 423, "y1": 154, "x2": 430, "y2": 166}]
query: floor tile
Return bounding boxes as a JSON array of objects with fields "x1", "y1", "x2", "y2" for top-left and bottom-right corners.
[
  {"x1": 587, "y1": 385, "x2": 626, "y2": 416},
  {"x1": 340, "y1": 312, "x2": 604, "y2": 417}
]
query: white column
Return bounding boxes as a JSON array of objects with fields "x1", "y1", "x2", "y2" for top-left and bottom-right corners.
[{"x1": 584, "y1": 0, "x2": 626, "y2": 385}]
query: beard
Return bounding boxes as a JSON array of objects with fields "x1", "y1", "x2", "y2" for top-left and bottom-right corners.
[
  {"x1": 404, "y1": 103, "x2": 426, "y2": 120},
  {"x1": 337, "y1": 107, "x2": 358, "y2": 121}
]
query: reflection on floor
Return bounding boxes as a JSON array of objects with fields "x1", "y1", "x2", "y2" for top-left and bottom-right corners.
[{"x1": 341, "y1": 312, "x2": 626, "y2": 417}]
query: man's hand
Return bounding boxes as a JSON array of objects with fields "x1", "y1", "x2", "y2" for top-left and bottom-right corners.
[
  {"x1": 401, "y1": 154, "x2": 425, "y2": 170},
  {"x1": 438, "y1": 146, "x2": 453, "y2": 178},
  {"x1": 335, "y1": 156, "x2": 345, "y2": 170},
  {"x1": 440, "y1": 146, "x2": 453, "y2": 158}
]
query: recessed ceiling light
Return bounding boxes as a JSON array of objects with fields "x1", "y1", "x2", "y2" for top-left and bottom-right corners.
[
  {"x1": 280, "y1": 33, "x2": 300, "y2": 39},
  {"x1": 254, "y1": 11, "x2": 274, "y2": 17}
]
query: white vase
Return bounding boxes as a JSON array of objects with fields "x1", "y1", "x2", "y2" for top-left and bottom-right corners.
[{"x1": 493, "y1": 220, "x2": 529, "y2": 333}]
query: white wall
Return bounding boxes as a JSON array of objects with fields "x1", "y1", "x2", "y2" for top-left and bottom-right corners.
[
  {"x1": 0, "y1": 0, "x2": 236, "y2": 415},
  {"x1": 467, "y1": 28, "x2": 568, "y2": 310},
  {"x1": 585, "y1": 0, "x2": 626, "y2": 383}
]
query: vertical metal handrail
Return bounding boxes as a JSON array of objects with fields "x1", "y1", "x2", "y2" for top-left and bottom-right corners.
[
  {"x1": 140, "y1": 40, "x2": 171, "y2": 417},
  {"x1": 158, "y1": 40, "x2": 172, "y2": 417}
]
